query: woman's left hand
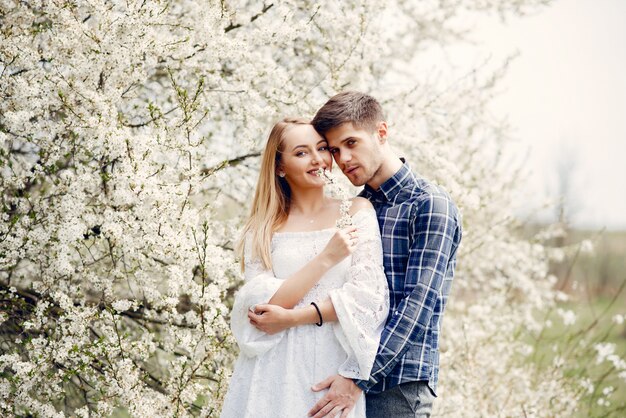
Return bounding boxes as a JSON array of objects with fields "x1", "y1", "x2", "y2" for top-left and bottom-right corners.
[{"x1": 248, "y1": 304, "x2": 295, "y2": 335}]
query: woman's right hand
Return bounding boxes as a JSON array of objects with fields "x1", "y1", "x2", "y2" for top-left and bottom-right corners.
[{"x1": 320, "y1": 226, "x2": 358, "y2": 266}]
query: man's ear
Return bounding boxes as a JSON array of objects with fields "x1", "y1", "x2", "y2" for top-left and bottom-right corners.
[{"x1": 376, "y1": 121, "x2": 388, "y2": 143}]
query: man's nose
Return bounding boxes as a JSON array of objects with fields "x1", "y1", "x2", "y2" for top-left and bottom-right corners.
[{"x1": 338, "y1": 149, "x2": 351, "y2": 165}]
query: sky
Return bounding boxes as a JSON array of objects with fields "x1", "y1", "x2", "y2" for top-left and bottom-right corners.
[{"x1": 466, "y1": 0, "x2": 626, "y2": 230}]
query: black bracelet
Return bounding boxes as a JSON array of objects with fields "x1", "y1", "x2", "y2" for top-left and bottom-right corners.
[{"x1": 310, "y1": 302, "x2": 323, "y2": 327}]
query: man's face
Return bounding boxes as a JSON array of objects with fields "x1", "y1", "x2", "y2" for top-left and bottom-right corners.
[{"x1": 325, "y1": 122, "x2": 384, "y2": 187}]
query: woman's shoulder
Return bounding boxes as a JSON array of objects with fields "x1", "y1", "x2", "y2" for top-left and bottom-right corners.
[{"x1": 348, "y1": 196, "x2": 374, "y2": 215}]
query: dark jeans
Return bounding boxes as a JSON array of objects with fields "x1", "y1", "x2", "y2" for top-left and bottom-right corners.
[{"x1": 365, "y1": 381, "x2": 435, "y2": 418}]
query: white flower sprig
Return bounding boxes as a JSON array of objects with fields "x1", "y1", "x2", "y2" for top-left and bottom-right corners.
[{"x1": 316, "y1": 168, "x2": 353, "y2": 228}]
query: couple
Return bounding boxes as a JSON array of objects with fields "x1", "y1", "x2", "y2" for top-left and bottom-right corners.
[{"x1": 220, "y1": 92, "x2": 462, "y2": 418}]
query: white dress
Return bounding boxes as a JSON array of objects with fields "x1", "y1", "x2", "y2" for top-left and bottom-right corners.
[{"x1": 220, "y1": 208, "x2": 389, "y2": 418}]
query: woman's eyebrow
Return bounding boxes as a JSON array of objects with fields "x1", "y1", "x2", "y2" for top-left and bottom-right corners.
[{"x1": 291, "y1": 139, "x2": 327, "y2": 151}]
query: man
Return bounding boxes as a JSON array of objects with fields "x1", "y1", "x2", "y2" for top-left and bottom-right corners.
[{"x1": 306, "y1": 91, "x2": 462, "y2": 418}]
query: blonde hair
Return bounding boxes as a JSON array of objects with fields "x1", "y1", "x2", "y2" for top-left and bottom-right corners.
[{"x1": 237, "y1": 117, "x2": 310, "y2": 271}]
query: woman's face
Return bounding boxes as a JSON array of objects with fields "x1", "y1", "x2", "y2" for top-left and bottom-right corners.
[{"x1": 278, "y1": 124, "x2": 332, "y2": 190}]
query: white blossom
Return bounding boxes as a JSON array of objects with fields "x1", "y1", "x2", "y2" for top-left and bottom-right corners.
[
  {"x1": 556, "y1": 308, "x2": 577, "y2": 326},
  {"x1": 594, "y1": 343, "x2": 616, "y2": 364},
  {"x1": 579, "y1": 378, "x2": 594, "y2": 395},
  {"x1": 602, "y1": 386, "x2": 614, "y2": 396},
  {"x1": 580, "y1": 239, "x2": 594, "y2": 254},
  {"x1": 111, "y1": 299, "x2": 133, "y2": 313}
]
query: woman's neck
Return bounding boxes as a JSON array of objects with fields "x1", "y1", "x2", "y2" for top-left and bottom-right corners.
[{"x1": 288, "y1": 187, "x2": 328, "y2": 217}]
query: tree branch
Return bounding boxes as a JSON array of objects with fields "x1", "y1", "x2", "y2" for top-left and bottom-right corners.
[
  {"x1": 224, "y1": 4, "x2": 274, "y2": 33},
  {"x1": 200, "y1": 152, "x2": 260, "y2": 179}
]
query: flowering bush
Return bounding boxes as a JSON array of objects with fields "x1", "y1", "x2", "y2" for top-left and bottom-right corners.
[{"x1": 1, "y1": 0, "x2": 623, "y2": 417}]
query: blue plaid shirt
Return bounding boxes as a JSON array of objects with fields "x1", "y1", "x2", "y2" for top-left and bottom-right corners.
[{"x1": 354, "y1": 160, "x2": 462, "y2": 396}]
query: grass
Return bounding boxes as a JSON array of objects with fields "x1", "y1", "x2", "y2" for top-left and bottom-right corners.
[{"x1": 529, "y1": 293, "x2": 626, "y2": 417}]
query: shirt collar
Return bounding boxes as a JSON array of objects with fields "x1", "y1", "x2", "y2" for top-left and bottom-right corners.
[{"x1": 362, "y1": 158, "x2": 415, "y2": 202}]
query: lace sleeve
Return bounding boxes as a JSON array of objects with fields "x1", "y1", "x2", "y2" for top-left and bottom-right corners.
[
  {"x1": 230, "y1": 234, "x2": 286, "y2": 357},
  {"x1": 329, "y1": 208, "x2": 390, "y2": 380}
]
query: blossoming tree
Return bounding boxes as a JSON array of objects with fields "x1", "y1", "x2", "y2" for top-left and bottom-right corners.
[{"x1": 1, "y1": 0, "x2": 623, "y2": 417}]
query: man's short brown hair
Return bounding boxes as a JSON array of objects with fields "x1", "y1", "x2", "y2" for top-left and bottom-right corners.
[{"x1": 312, "y1": 91, "x2": 384, "y2": 135}]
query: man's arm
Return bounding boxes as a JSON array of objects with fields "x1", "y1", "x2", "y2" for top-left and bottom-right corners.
[{"x1": 354, "y1": 193, "x2": 460, "y2": 391}]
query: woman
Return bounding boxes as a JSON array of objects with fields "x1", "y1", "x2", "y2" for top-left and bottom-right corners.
[{"x1": 220, "y1": 118, "x2": 389, "y2": 418}]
